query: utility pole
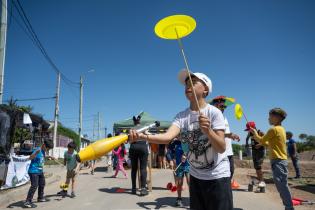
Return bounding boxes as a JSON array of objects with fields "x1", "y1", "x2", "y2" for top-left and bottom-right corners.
[
  {"x1": 52, "y1": 73, "x2": 60, "y2": 157},
  {"x1": 98, "y1": 112, "x2": 101, "y2": 139},
  {"x1": 79, "y1": 76, "x2": 83, "y2": 150},
  {"x1": 92, "y1": 115, "x2": 95, "y2": 141},
  {"x1": 0, "y1": 0, "x2": 7, "y2": 104},
  {"x1": 104, "y1": 127, "x2": 107, "y2": 138}
]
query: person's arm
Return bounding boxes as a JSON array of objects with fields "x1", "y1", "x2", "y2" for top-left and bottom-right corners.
[
  {"x1": 225, "y1": 133, "x2": 240, "y2": 142},
  {"x1": 29, "y1": 149, "x2": 41, "y2": 160},
  {"x1": 112, "y1": 148, "x2": 120, "y2": 155},
  {"x1": 245, "y1": 133, "x2": 250, "y2": 147},
  {"x1": 292, "y1": 142, "x2": 297, "y2": 157},
  {"x1": 129, "y1": 124, "x2": 180, "y2": 145},
  {"x1": 250, "y1": 128, "x2": 274, "y2": 146},
  {"x1": 64, "y1": 156, "x2": 67, "y2": 166},
  {"x1": 74, "y1": 160, "x2": 81, "y2": 173},
  {"x1": 199, "y1": 113, "x2": 225, "y2": 153}
]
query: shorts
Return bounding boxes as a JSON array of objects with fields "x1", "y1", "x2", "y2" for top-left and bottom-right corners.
[
  {"x1": 252, "y1": 149, "x2": 265, "y2": 170},
  {"x1": 175, "y1": 165, "x2": 190, "y2": 178},
  {"x1": 66, "y1": 169, "x2": 77, "y2": 179},
  {"x1": 190, "y1": 176, "x2": 233, "y2": 210}
]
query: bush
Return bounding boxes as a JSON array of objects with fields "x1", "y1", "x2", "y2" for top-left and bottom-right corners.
[
  {"x1": 297, "y1": 134, "x2": 315, "y2": 153},
  {"x1": 232, "y1": 144, "x2": 244, "y2": 155}
]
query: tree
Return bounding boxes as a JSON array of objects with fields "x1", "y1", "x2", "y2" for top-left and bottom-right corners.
[
  {"x1": 306, "y1": 135, "x2": 315, "y2": 147},
  {"x1": 299, "y1": 133, "x2": 307, "y2": 141},
  {"x1": 296, "y1": 134, "x2": 315, "y2": 152}
]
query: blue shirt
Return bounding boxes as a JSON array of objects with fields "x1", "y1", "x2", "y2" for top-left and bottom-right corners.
[
  {"x1": 175, "y1": 142, "x2": 189, "y2": 167},
  {"x1": 287, "y1": 138, "x2": 296, "y2": 156},
  {"x1": 28, "y1": 147, "x2": 45, "y2": 174}
]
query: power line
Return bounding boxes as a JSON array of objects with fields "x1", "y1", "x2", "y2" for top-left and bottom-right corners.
[
  {"x1": 3, "y1": 96, "x2": 55, "y2": 102},
  {"x1": 10, "y1": 0, "x2": 80, "y2": 88}
]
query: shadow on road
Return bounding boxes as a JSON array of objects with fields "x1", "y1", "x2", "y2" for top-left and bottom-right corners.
[
  {"x1": 152, "y1": 186, "x2": 168, "y2": 191},
  {"x1": 45, "y1": 193, "x2": 68, "y2": 201},
  {"x1": 7, "y1": 194, "x2": 66, "y2": 209},
  {"x1": 232, "y1": 188, "x2": 248, "y2": 192},
  {"x1": 98, "y1": 187, "x2": 132, "y2": 194},
  {"x1": 136, "y1": 197, "x2": 189, "y2": 209},
  {"x1": 7, "y1": 200, "x2": 24, "y2": 209},
  {"x1": 293, "y1": 185, "x2": 315, "y2": 194},
  {"x1": 94, "y1": 167, "x2": 107, "y2": 172}
]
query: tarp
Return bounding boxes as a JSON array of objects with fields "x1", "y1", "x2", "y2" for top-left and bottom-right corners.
[
  {"x1": 0, "y1": 154, "x2": 30, "y2": 190},
  {"x1": 113, "y1": 112, "x2": 171, "y2": 132}
]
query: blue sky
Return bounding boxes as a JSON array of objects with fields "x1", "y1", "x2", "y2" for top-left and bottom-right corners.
[{"x1": 3, "y1": 0, "x2": 315, "y2": 143}]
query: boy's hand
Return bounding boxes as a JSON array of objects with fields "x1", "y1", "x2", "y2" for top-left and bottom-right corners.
[
  {"x1": 129, "y1": 129, "x2": 146, "y2": 143},
  {"x1": 231, "y1": 133, "x2": 240, "y2": 141},
  {"x1": 199, "y1": 113, "x2": 211, "y2": 134},
  {"x1": 181, "y1": 155, "x2": 187, "y2": 163},
  {"x1": 249, "y1": 128, "x2": 259, "y2": 140}
]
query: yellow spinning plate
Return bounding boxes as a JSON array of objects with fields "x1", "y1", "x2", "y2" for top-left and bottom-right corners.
[
  {"x1": 234, "y1": 103, "x2": 243, "y2": 120},
  {"x1": 154, "y1": 15, "x2": 196, "y2": 39}
]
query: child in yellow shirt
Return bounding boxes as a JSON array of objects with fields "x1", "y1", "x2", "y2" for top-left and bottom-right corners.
[{"x1": 250, "y1": 108, "x2": 294, "y2": 210}]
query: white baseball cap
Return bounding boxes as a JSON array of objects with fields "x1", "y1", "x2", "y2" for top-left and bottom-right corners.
[{"x1": 178, "y1": 69, "x2": 212, "y2": 94}]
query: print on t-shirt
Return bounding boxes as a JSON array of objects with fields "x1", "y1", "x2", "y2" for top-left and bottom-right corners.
[{"x1": 181, "y1": 119, "x2": 215, "y2": 170}]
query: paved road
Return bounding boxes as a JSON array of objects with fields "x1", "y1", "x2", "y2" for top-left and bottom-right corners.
[{"x1": 1, "y1": 162, "x2": 288, "y2": 210}]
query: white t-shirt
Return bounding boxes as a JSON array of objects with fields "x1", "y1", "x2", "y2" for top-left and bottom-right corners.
[
  {"x1": 224, "y1": 117, "x2": 233, "y2": 156},
  {"x1": 173, "y1": 104, "x2": 230, "y2": 180}
]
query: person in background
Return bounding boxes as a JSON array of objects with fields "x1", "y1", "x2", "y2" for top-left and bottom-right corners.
[
  {"x1": 245, "y1": 122, "x2": 266, "y2": 188},
  {"x1": 250, "y1": 108, "x2": 294, "y2": 210},
  {"x1": 111, "y1": 143, "x2": 127, "y2": 178},
  {"x1": 173, "y1": 139, "x2": 190, "y2": 207},
  {"x1": 24, "y1": 139, "x2": 54, "y2": 208},
  {"x1": 158, "y1": 144, "x2": 167, "y2": 169},
  {"x1": 58, "y1": 142, "x2": 80, "y2": 198},
  {"x1": 210, "y1": 96, "x2": 240, "y2": 180},
  {"x1": 286, "y1": 131, "x2": 301, "y2": 179},
  {"x1": 129, "y1": 115, "x2": 149, "y2": 196}
]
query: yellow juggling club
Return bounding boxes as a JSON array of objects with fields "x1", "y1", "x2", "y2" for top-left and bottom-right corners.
[
  {"x1": 154, "y1": 15, "x2": 200, "y2": 113},
  {"x1": 234, "y1": 103, "x2": 249, "y2": 123},
  {"x1": 76, "y1": 121, "x2": 160, "y2": 162}
]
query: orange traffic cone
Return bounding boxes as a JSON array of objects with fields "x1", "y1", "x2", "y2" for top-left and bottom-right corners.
[{"x1": 231, "y1": 180, "x2": 240, "y2": 189}]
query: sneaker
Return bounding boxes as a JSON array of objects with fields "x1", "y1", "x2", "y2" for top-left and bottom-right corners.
[
  {"x1": 37, "y1": 198, "x2": 50, "y2": 202},
  {"x1": 24, "y1": 201, "x2": 37, "y2": 208},
  {"x1": 57, "y1": 190, "x2": 67, "y2": 196},
  {"x1": 131, "y1": 188, "x2": 136, "y2": 195},
  {"x1": 175, "y1": 198, "x2": 183, "y2": 207},
  {"x1": 140, "y1": 188, "x2": 148, "y2": 196},
  {"x1": 258, "y1": 181, "x2": 266, "y2": 188},
  {"x1": 70, "y1": 192, "x2": 76, "y2": 198}
]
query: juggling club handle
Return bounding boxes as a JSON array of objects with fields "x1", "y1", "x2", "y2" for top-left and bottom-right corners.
[{"x1": 135, "y1": 121, "x2": 160, "y2": 133}]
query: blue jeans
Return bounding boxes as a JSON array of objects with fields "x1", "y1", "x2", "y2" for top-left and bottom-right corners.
[
  {"x1": 271, "y1": 159, "x2": 294, "y2": 210},
  {"x1": 26, "y1": 173, "x2": 45, "y2": 202},
  {"x1": 290, "y1": 155, "x2": 300, "y2": 178}
]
